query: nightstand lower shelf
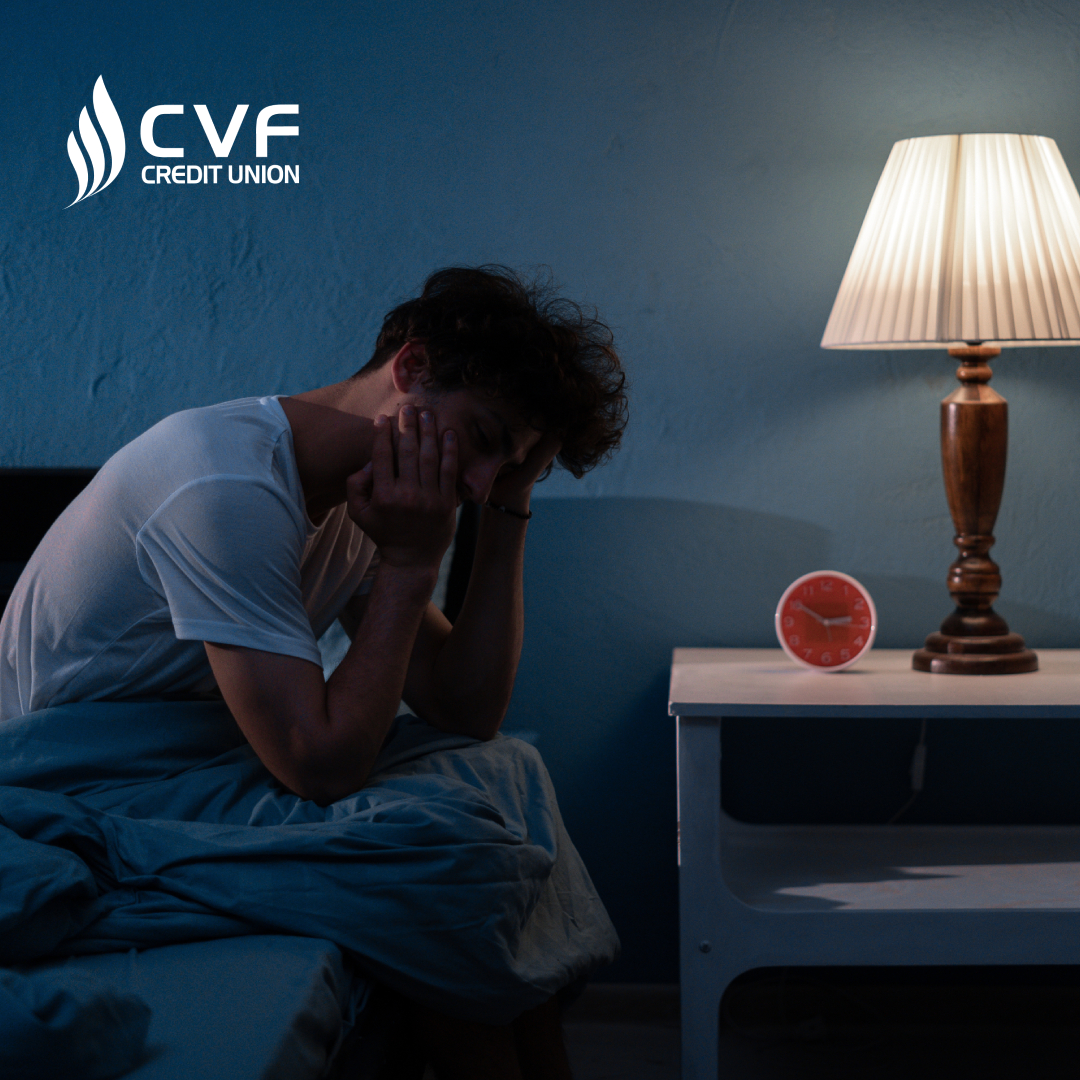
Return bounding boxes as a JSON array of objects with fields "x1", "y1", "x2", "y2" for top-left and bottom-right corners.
[{"x1": 722, "y1": 822, "x2": 1080, "y2": 912}]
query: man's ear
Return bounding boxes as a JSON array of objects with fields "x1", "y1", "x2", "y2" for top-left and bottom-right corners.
[{"x1": 389, "y1": 341, "x2": 429, "y2": 394}]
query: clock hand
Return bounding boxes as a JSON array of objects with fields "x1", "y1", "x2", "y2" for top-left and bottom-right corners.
[
  {"x1": 792, "y1": 600, "x2": 828, "y2": 624},
  {"x1": 825, "y1": 616, "x2": 853, "y2": 626}
]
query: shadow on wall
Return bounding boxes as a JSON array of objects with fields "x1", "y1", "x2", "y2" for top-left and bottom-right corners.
[{"x1": 505, "y1": 497, "x2": 830, "y2": 983}]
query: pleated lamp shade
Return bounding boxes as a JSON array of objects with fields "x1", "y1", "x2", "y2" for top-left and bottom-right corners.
[{"x1": 822, "y1": 134, "x2": 1080, "y2": 349}]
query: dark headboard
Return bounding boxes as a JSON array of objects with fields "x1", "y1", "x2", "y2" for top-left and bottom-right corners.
[{"x1": 0, "y1": 469, "x2": 97, "y2": 616}]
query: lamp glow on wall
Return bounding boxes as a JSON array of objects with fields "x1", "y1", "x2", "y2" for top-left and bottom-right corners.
[{"x1": 823, "y1": 134, "x2": 1080, "y2": 674}]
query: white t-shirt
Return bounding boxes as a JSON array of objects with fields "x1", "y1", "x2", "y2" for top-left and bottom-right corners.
[{"x1": 0, "y1": 397, "x2": 376, "y2": 721}]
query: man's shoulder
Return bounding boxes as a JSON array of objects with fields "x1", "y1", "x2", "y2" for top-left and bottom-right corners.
[
  {"x1": 146, "y1": 395, "x2": 287, "y2": 444},
  {"x1": 92, "y1": 395, "x2": 305, "y2": 530},
  {"x1": 114, "y1": 396, "x2": 290, "y2": 479}
]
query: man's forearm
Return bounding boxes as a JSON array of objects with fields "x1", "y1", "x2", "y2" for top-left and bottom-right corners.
[
  {"x1": 428, "y1": 505, "x2": 529, "y2": 738},
  {"x1": 321, "y1": 562, "x2": 437, "y2": 780},
  {"x1": 202, "y1": 561, "x2": 437, "y2": 806}
]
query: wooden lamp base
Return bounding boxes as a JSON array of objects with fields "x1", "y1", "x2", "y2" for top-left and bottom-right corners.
[
  {"x1": 913, "y1": 630, "x2": 1037, "y2": 675},
  {"x1": 911, "y1": 347, "x2": 1037, "y2": 675}
]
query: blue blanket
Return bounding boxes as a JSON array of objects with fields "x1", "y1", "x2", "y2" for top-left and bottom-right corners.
[{"x1": 0, "y1": 701, "x2": 618, "y2": 1076}]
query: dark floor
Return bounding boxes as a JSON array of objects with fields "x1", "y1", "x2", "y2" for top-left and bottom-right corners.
[
  {"x1": 562, "y1": 969, "x2": 1080, "y2": 1079},
  {"x1": 564, "y1": 983, "x2": 680, "y2": 1079}
]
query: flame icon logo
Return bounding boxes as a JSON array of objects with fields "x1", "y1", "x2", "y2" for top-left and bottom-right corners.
[{"x1": 65, "y1": 76, "x2": 125, "y2": 207}]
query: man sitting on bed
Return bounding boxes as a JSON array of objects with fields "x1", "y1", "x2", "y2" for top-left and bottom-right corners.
[{"x1": 0, "y1": 265, "x2": 627, "y2": 1080}]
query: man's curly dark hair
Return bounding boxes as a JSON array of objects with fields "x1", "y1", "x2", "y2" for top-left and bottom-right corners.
[{"x1": 353, "y1": 265, "x2": 628, "y2": 478}]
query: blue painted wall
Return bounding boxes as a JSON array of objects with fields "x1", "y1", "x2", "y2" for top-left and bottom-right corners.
[{"x1": 6, "y1": 0, "x2": 1080, "y2": 982}]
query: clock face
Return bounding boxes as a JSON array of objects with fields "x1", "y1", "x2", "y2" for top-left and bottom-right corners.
[{"x1": 775, "y1": 571, "x2": 877, "y2": 671}]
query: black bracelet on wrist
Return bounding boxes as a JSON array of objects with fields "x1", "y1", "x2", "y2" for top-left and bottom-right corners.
[{"x1": 484, "y1": 501, "x2": 533, "y2": 520}]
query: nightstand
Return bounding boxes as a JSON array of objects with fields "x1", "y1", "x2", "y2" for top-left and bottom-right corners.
[{"x1": 670, "y1": 648, "x2": 1080, "y2": 1080}]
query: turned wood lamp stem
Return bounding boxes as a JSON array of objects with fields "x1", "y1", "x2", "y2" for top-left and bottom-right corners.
[{"x1": 912, "y1": 346, "x2": 1038, "y2": 674}]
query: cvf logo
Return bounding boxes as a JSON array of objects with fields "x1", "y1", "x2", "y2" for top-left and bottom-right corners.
[
  {"x1": 66, "y1": 77, "x2": 125, "y2": 207},
  {"x1": 64, "y1": 76, "x2": 299, "y2": 207}
]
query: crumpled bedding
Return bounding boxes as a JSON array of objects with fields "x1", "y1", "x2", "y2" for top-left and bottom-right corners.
[{"x1": 0, "y1": 700, "x2": 618, "y2": 1076}]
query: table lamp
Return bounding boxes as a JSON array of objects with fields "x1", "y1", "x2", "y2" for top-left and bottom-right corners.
[{"x1": 822, "y1": 133, "x2": 1080, "y2": 674}]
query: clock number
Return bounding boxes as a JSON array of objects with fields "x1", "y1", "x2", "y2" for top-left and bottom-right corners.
[
  {"x1": 783, "y1": 615, "x2": 795, "y2": 628},
  {"x1": 801, "y1": 585, "x2": 814, "y2": 597},
  {"x1": 840, "y1": 648, "x2": 850, "y2": 661},
  {"x1": 788, "y1": 634, "x2": 800, "y2": 646},
  {"x1": 802, "y1": 648, "x2": 813, "y2": 659},
  {"x1": 858, "y1": 618, "x2": 870, "y2": 628},
  {"x1": 821, "y1": 651, "x2": 832, "y2": 664},
  {"x1": 854, "y1": 635, "x2": 864, "y2": 646},
  {"x1": 854, "y1": 599, "x2": 865, "y2": 610},
  {"x1": 821, "y1": 579, "x2": 834, "y2": 592}
]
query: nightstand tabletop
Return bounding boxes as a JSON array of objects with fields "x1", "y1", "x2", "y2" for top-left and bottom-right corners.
[{"x1": 669, "y1": 647, "x2": 1080, "y2": 718}]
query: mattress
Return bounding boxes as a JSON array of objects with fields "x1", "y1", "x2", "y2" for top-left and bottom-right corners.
[{"x1": 12, "y1": 935, "x2": 369, "y2": 1080}]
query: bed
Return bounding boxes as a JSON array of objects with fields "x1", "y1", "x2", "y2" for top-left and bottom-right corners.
[
  {"x1": 8, "y1": 936, "x2": 368, "y2": 1079},
  {"x1": 0, "y1": 470, "x2": 618, "y2": 1079}
]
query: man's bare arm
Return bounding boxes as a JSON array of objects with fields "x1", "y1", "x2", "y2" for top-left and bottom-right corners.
[
  {"x1": 375, "y1": 433, "x2": 560, "y2": 741},
  {"x1": 205, "y1": 406, "x2": 457, "y2": 805},
  {"x1": 206, "y1": 560, "x2": 437, "y2": 804},
  {"x1": 386, "y1": 510, "x2": 526, "y2": 740}
]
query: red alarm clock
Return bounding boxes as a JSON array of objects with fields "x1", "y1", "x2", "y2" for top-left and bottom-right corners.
[{"x1": 775, "y1": 571, "x2": 877, "y2": 671}]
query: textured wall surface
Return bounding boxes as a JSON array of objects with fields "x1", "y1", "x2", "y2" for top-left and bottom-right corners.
[{"x1": 6, "y1": 0, "x2": 1080, "y2": 982}]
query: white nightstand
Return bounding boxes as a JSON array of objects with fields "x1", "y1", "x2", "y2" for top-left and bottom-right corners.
[{"x1": 670, "y1": 648, "x2": 1080, "y2": 1080}]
